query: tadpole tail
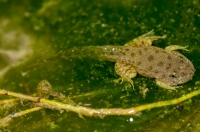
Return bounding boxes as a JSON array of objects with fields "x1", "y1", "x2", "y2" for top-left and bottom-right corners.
[
  {"x1": 31, "y1": 45, "x2": 126, "y2": 68},
  {"x1": 54, "y1": 45, "x2": 126, "y2": 62}
]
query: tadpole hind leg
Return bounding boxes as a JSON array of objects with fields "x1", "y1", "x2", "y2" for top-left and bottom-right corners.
[{"x1": 115, "y1": 62, "x2": 137, "y2": 89}]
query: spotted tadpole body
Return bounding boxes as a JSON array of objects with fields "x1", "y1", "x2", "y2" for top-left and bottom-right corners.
[{"x1": 58, "y1": 30, "x2": 195, "y2": 90}]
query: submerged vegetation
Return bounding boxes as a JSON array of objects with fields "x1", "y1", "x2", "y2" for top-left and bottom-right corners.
[{"x1": 1, "y1": 80, "x2": 200, "y2": 128}]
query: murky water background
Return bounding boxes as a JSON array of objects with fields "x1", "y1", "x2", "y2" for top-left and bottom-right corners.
[{"x1": 0, "y1": 0, "x2": 200, "y2": 131}]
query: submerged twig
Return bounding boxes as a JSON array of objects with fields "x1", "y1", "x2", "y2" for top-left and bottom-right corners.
[
  {"x1": 0, "y1": 107, "x2": 42, "y2": 127},
  {"x1": 0, "y1": 98, "x2": 19, "y2": 104},
  {"x1": 0, "y1": 88, "x2": 200, "y2": 119}
]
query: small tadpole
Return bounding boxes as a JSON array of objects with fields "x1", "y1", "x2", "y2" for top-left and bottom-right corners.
[
  {"x1": 36, "y1": 80, "x2": 76, "y2": 105},
  {"x1": 37, "y1": 80, "x2": 52, "y2": 99}
]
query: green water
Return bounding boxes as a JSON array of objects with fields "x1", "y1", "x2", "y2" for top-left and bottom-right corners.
[{"x1": 0, "y1": 0, "x2": 200, "y2": 131}]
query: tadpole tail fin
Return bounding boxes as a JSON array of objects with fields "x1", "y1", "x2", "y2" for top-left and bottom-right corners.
[
  {"x1": 31, "y1": 45, "x2": 126, "y2": 68},
  {"x1": 56, "y1": 45, "x2": 125, "y2": 62}
]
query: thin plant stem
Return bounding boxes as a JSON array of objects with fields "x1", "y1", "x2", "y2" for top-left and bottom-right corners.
[
  {"x1": 0, "y1": 89, "x2": 200, "y2": 117},
  {"x1": 0, "y1": 107, "x2": 42, "y2": 128}
]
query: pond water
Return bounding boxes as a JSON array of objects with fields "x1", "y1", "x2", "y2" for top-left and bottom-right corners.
[{"x1": 0, "y1": 0, "x2": 200, "y2": 131}]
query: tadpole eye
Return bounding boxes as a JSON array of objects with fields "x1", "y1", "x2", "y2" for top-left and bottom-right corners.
[
  {"x1": 178, "y1": 55, "x2": 184, "y2": 59},
  {"x1": 169, "y1": 74, "x2": 177, "y2": 78}
]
